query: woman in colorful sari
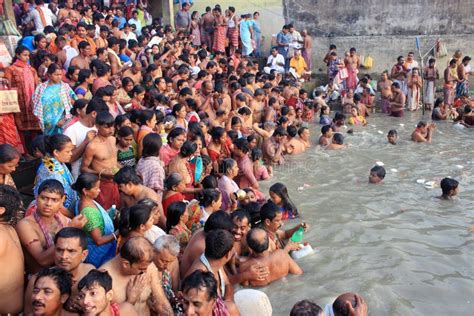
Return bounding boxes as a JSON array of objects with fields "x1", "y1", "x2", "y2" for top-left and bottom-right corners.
[
  {"x1": 34, "y1": 134, "x2": 77, "y2": 216},
  {"x1": 32, "y1": 63, "x2": 76, "y2": 135},
  {"x1": 72, "y1": 173, "x2": 117, "y2": 267},
  {"x1": 4, "y1": 45, "x2": 40, "y2": 150}
]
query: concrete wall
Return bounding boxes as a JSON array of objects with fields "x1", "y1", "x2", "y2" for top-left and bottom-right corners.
[{"x1": 284, "y1": 0, "x2": 474, "y2": 36}]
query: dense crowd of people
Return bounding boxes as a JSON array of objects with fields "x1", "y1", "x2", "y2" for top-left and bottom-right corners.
[{"x1": 0, "y1": 0, "x2": 471, "y2": 315}]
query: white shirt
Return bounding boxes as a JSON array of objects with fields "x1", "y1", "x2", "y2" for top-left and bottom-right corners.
[
  {"x1": 64, "y1": 121, "x2": 97, "y2": 179},
  {"x1": 128, "y1": 18, "x2": 142, "y2": 36},
  {"x1": 63, "y1": 45, "x2": 79, "y2": 70},
  {"x1": 267, "y1": 54, "x2": 285, "y2": 73},
  {"x1": 121, "y1": 31, "x2": 137, "y2": 42},
  {"x1": 25, "y1": 5, "x2": 57, "y2": 33}
]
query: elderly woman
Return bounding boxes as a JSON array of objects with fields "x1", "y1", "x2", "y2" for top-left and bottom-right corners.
[{"x1": 153, "y1": 235, "x2": 183, "y2": 314}]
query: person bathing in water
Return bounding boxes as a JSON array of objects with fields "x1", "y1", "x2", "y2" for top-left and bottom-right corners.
[{"x1": 439, "y1": 178, "x2": 459, "y2": 200}]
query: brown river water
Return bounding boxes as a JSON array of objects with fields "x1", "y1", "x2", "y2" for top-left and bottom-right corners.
[{"x1": 255, "y1": 111, "x2": 473, "y2": 315}]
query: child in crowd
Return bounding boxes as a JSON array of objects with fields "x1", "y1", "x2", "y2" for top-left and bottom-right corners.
[
  {"x1": 269, "y1": 182, "x2": 298, "y2": 220},
  {"x1": 116, "y1": 126, "x2": 136, "y2": 167},
  {"x1": 369, "y1": 166, "x2": 386, "y2": 184},
  {"x1": 440, "y1": 178, "x2": 459, "y2": 200}
]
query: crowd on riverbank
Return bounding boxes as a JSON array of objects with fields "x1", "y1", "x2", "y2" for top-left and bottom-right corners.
[{"x1": 0, "y1": 1, "x2": 471, "y2": 315}]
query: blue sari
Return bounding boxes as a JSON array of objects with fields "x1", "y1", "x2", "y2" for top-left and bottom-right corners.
[
  {"x1": 34, "y1": 156, "x2": 77, "y2": 214},
  {"x1": 77, "y1": 201, "x2": 117, "y2": 267}
]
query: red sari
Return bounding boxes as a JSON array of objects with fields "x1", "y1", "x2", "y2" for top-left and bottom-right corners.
[
  {"x1": 162, "y1": 192, "x2": 185, "y2": 216},
  {"x1": 0, "y1": 79, "x2": 24, "y2": 153},
  {"x1": 4, "y1": 59, "x2": 39, "y2": 132}
]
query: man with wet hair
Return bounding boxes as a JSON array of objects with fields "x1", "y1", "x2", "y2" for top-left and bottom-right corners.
[
  {"x1": 78, "y1": 269, "x2": 138, "y2": 316},
  {"x1": 24, "y1": 227, "x2": 94, "y2": 314},
  {"x1": 440, "y1": 178, "x2": 459, "y2": 200},
  {"x1": 261, "y1": 202, "x2": 306, "y2": 252},
  {"x1": 369, "y1": 166, "x2": 386, "y2": 184},
  {"x1": 185, "y1": 229, "x2": 239, "y2": 314},
  {"x1": 411, "y1": 121, "x2": 435, "y2": 143},
  {"x1": 290, "y1": 300, "x2": 323, "y2": 316},
  {"x1": 180, "y1": 211, "x2": 234, "y2": 277},
  {"x1": 332, "y1": 292, "x2": 368, "y2": 316},
  {"x1": 326, "y1": 133, "x2": 345, "y2": 150},
  {"x1": 30, "y1": 267, "x2": 72, "y2": 316},
  {"x1": 240, "y1": 228, "x2": 302, "y2": 286},
  {"x1": 100, "y1": 237, "x2": 173, "y2": 316},
  {"x1": 180, "y1": 270, "x2": 225, "y2": 316},
  {"x1": 16, "y1": 180, "x2": 86, "y2": 275}
]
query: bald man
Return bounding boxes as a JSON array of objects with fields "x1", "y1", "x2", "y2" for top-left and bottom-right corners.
[
  {"x1": 100, "y1": 237, "x2": 173, "y2": 316},
  {"x1": 240, "y1": 228, "x2": 302, "y2": 287}
]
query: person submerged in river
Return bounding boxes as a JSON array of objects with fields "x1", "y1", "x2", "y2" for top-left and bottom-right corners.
[
  {"x1": 387, "y1": 129, "x2": 398, "y2": 145},
  {"x1": 439, "y1": 178, "x2": 459, "y2": 200},
  {"x1": 368, "y1": 166, "x2": 386, "y2": 184},
  {"x1": 411, "y1": 121, "x2": 436, "y2": 143},
  {"x1": 326, "y1": 133, "x2": 346, "y2": 150}
]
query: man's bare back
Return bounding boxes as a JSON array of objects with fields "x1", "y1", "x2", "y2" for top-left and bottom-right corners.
[
  {"x1": 0, "y1": 225, "x2": 24, "y2": 314},
  {"x1": 240, "y1": 249, "x2": 302, "y2": 287},
  {"x1": 180, "y1": 230, "x2": 205, "y2": 277}
]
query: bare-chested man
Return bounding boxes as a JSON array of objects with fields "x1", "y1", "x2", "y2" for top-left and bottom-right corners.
[
  {"x1": 422, "y1": 58, "x2": 439, "y2": 110},
  {"x1": 100, "y1": 237, "x2": 173, "y2": 316},
  {"x1": 184, "y1": 229, "x2": 239, "y2": 315},
  {"x1": 114, "y1": 166, "x2": 166, "y2": 228},
  {"x1": 122, "y1": 61, "x2": 143, "y2": 86},
  {"x1": 391, "y1": 56, "x2": 408, "y2": 95},
  {"x1": 79, "y1": 269, "x2": 138, "y2": 316},
  {"x1": 201, "y1": 7, "x2": 215, "y2": 48},
  {"x1": 180, "y1": 211, "x2": 234, "y2": 278},
  {"x1": 0, "y1": 185, "x2": 25, "y2": 314},
  {"x1": 318, "y1": 125, "x2": 334, "y2": 147},
  {"x1": 197, "y1": 81, "x2": 218, "y2": 121},
  {"x1": 301, "y1": 30, "x2": 313, "y2": 70},
  {"x1": 389, "y1": 82, "x2": 406, "y2": 117},
  {"x1": 16, "y1": 180, "x2": 86, "y2": 275},
  {"x1": 411, "y1": 121, "x2": 435, "y2": 143},
  {"x1": 81, "y1": 111, "x2": 121, "y2": 210},
  {"x1": 70, "y1": 41, "x2": 92, "y2": 70},
  {"x1": 326, "y1": 133, "x2": 346, "y2": 150},
  {"x1": 24, "y1": 228, "x2": 94, "y2": 315},
  {"x1": 285, "y1": 126, "x2": 306, "y2": 155},
  {"x1": 251, "y1": 88, "x2": 266, "y2": 123},
  {"x1": 344, "y1": 48, "x2": 360, "y2": 90},
  {"x1": 29, "y1": 267, "x2": 72, "y2": 316},
  {"x1": 58, "y1": 0, "x2": 80, "y2": 25},
  {"x1": 377, "y1": 71, "x2": 393, "y2": 113},
  {"x1": 240, "y1": 228, "x2": 303, "y2": 287},
  {"x1": 261, "y1": 202, "x2": 306, "y2": 253}
]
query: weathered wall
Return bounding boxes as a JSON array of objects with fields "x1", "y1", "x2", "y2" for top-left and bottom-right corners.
[{"x1": 284, "y1": 0, "x2": 474, "y2": 36}]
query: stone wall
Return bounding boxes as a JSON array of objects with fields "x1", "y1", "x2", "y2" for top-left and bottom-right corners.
[{"x1": 284, "y1": 0, "x2": 474, "y2": 36}]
